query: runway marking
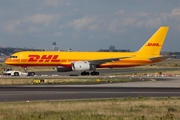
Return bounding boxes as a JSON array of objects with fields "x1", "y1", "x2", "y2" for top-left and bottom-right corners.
[{"x1": 1, "y1": 92, "x2": 179, "y2": 95}]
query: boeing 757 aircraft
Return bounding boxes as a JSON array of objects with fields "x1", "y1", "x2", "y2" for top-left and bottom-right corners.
[{"x1": 5, "y1": 26, "x2": 170, "y2": 75}]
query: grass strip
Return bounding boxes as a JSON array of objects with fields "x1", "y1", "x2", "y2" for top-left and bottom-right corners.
[
  {"x1": 0, "y1": 78, "x2": 132, "y2": 85},
  {"x1": 0, "y1": 97, "x2": 179, "y2": 120}
]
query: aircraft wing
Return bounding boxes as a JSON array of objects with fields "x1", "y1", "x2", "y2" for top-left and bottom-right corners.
[
  {"x1": 88, "y1": 56, "x2": 130, "y2": 65},
  {"x1": 149, "y1": 55, "x2": 174, "y2": 61}
]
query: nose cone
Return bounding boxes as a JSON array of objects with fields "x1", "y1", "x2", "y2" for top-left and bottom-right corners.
[
  {"x1": 5, "y1": 58, "x2": 10, "y2": 65},
  {"x1": 5, "y1": 56, "x2": 21, "y2": 65}
]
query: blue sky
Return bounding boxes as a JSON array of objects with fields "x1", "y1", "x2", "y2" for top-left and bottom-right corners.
[{"x1": 0, "y1": 0, "x2": 180, "y2": 51}]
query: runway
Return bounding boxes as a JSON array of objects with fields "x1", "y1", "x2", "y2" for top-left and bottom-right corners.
[
  {"x1": 0, "y1": 67, "x2": 180, "y2": 102},
  {"x1": 1, "y1": 85, "x2": 180, "y2": 102}
]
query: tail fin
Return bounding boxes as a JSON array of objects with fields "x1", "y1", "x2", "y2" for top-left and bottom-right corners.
[{"x1": 136, "y1": 26, "x2": 169, "y2": 55}]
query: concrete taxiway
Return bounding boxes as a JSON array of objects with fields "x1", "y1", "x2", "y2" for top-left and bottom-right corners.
[
  {"x1": 35, "y1": 67, "x2": 179, "y2": 76},
  {"x1": 1, "y1": 78, "x2": 180, "y2": 102},
  {"x1": 0, "y1": 67, "x2": 178, "y2": 78}
]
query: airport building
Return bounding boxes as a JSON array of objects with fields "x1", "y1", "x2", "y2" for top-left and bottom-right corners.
[{"x1": 52, "y1": 42, "x2": 59, "y2": 51}]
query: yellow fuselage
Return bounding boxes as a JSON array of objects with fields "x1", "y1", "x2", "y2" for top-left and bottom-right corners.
[{"x1": 5, "y1": 51, "x2": 159, "y2": 68}]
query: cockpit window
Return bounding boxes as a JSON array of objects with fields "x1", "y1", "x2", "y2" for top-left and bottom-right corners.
[{"x1": 10, "y1": 56, "x2": 17, "y2": 58}]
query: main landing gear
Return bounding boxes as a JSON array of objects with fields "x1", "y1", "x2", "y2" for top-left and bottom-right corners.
[
  {"x1": 81, "y1": 71, "x2": 100, "y2": 76},
  {"x1": 80, "y1": 65, "x2": 99, "y2": 76}
]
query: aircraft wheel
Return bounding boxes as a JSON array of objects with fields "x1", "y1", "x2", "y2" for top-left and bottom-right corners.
[
  {"x1": 91, "y1": 72, "x2": 99, "y2": 76},
  {"x1": 81, "y1": 72, "x2": 89, "y2": 76},
  {"x1": 91, "y1": 72, "x2": 94, "y2": 75},
  {"x1": 95, "y1": 72, "x2": 99, "y2": 75},
  {"x1": 81, "y1": 72, "x2": 84, "y2": 75}
]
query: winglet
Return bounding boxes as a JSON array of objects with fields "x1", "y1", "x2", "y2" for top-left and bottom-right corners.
[{"x1": 136, "y1": 26, "x2": 169, "y2": 55}]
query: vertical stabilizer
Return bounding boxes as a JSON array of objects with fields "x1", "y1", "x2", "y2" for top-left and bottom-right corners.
[{"x1": 137, "y1": 26, "x2": 169, "y2": 55}]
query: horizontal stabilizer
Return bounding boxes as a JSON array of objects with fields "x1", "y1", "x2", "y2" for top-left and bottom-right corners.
[{"x1": 149, "y1": 55, "x2": 174, "y2": 61}]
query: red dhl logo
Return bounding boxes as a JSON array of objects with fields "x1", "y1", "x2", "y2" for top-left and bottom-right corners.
[
  {"x1": 28, "y1": 55, "x2": 60, "y2": 62},
  {"x1": 145, "y1": 43, "x2": 161, "y2": 46}
]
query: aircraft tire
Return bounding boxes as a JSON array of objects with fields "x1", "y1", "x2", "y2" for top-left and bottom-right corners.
[
  {"x1": 96, "y1": 72, "x2": 99, "y2": 75},
  {"x1": 91, "y1": 72, "x2": 95, "y2": 75},
  {"x1": 81, "y1": 72, "x2": 89, "y2": 76},
  {"x1": 91, "y1": 72, "x2": 99, "y2": 76}
]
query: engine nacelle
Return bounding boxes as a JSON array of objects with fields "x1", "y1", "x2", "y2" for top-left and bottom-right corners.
[
  {"x1": 55, "y1": 66, "x2": 72, "y2": 72},
  {"x1": 72, "y1": 61, "x2": 92, "y2": 71}
]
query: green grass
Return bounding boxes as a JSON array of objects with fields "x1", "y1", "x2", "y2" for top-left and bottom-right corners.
[
  {"x1": 0, "y1": 78, "x2": 132, "y2": 85},
  {"x1": 0, "y1": 97, "x2": 180, "y2": 120}
]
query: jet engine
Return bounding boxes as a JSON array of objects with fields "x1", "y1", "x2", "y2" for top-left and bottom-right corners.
[{"x1": 72, "y1": 61, "x2": 93, "y2": 71}]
